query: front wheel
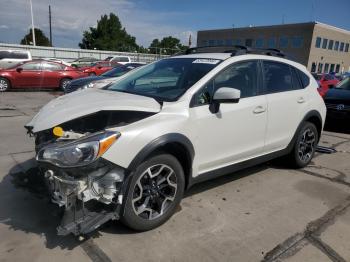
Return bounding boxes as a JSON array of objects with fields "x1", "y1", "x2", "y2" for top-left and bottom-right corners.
[
  {"x1": 0, "y1": 77, "x2": 10, "y2": 92},
  {"x1": 287, "y1": 122, "x2": 318, "y2": 168},
  {"x1": 121, "y1": 154, "x2": 185, "y2": 231}
]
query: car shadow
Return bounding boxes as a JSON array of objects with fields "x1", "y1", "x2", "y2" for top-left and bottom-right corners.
[{"x1": 0, "y1": 157, "x2": 270, "y2": 246}]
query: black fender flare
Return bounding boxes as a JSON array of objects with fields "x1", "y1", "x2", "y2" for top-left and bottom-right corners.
[
  {"x1": 286, "y1": 110, "x2": 323, "y2": 153},
  {"x1": 127, "y1": 133, "x2": 195, "y2": 172}
]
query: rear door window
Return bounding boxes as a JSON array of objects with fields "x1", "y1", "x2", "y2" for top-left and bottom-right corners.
[
  {"x1": 42, "y1": 62, "x2": 63, "y2": 71},
  {"x1": 262, "y1": 61, "x2": 293, "y2": 93}
]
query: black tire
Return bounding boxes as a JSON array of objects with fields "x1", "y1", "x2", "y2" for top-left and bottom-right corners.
[
  {"x1": 0, "y1": 77, "x2": 10, "y2": 92},
  {"x1": 287, "y1": 122, "x2": 318, "y2": 168},
  {"x1": 59, "y1": 78, "x2": 71, "y2": 91},
  {"x1": 121, "y1": 154, "x2": 185, "y2": 231}
]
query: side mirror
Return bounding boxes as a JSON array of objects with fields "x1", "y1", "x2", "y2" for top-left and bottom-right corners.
[
  {"x1": 16, "y1": 67, "x2": 23, "y2": 73},
  {"x1": 209, "y1": 87, "x2": 241, "y2": 113}
]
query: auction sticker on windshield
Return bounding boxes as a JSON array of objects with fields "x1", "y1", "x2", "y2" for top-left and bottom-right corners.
[{"x1": 192, "y1": 59, "x2": 221, "y2": 64}]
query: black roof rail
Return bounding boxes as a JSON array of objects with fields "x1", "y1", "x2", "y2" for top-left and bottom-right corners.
[{"x1": 174, "y1": 45, "x2": 286, "y2": 58}]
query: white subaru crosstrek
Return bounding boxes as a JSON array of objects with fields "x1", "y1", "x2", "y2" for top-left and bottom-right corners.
[{"x1": 25, "y1": 47, "x2": 326, "y2": 236}]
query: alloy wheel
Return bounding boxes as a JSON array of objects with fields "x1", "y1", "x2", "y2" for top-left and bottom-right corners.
[
  {"x1": 132, "y1": 164, "x2": 177, "y2": 220},
  {"x1": 298, "y1": 128, "x2": 316, "y2": 162},
  {"x1": 0, "y1": 79, "x2": 9, "y2": 91}
]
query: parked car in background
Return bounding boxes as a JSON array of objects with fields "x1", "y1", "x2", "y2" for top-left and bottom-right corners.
[
  {"x1": 0, "y1": 59, "x2": 86, "y2": 91},
  {"x1": 313, "y1": 73, "x2": 340, "y2": 97},
  {"x1": 65, "y1": 63, "x2": 144, "y2": 93},
  {"x1": 324, "y1": 77, "x2": 350, "y2": 121},
  {"x1": 105, "y1": 55, "x2": 131, "y2": 65},
  {"x1": 0, "y1": 50, "x2": 32, "y2": 69},
  {"x1": 70, "y1": 57, "x2": 99, "y2": 68},
  {"x1": 82, "y1": 61, "x2": 120, "y2": 76}
]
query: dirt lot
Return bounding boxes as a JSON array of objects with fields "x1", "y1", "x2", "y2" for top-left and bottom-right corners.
[{"x1": 0, "y1": 92, "x2": 350, "y2": 262}]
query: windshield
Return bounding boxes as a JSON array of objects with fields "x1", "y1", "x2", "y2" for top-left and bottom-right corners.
[
  {"x1": 105, "y1": 58, "x2": 221, "y2": 101},
  {"x1": 101, "y1": 66, "x2": 129, "y2": 77},
  {"x1": 336, "y1": 77, "x2": 350, "y2": 90}
]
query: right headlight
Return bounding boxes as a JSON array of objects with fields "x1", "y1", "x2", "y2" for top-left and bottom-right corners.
[{"x1": 37, "y1": 131, "x2": 120, "y2": 168}]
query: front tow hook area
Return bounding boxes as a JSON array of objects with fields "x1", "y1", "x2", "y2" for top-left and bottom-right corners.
[{"x1": 57, "y1": 199, "x2": 120, "y2": 236}]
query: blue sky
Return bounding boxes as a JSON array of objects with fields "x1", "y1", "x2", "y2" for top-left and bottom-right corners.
[{"x1": 0, "y1": 0, "x2": 349, "y2": 48}]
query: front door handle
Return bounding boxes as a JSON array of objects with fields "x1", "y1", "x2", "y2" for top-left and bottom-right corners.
[
  {"x1": 297, "y1": 97, "x2": 305, "y2": 104},
  {"x1": 253, "y1": 105, "x2": 266, "y2": 114}
]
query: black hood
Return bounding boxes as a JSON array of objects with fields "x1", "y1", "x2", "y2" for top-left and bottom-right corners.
[{"x1": 324, "y1": 88, "x2": 350, "y2": 106}]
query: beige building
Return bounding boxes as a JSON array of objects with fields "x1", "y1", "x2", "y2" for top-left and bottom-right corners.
[{"x1": 197, "y1": 22, "x2": 350, "y2": 73}]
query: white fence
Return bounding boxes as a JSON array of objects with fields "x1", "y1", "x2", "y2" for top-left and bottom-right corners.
[{"x1": 0, "y1": 43, "x2": 167, "y2": 63}]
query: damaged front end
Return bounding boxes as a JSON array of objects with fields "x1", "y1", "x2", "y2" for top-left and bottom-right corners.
[
  {"x1": 32, "y1": 130, "x2": 130, "y2": 236},
  {"x1": 24, "y1": 89, "x2": 161, "y2": 236}
]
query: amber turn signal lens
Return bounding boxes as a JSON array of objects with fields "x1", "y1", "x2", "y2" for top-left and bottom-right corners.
[
  {"x1": 53, "y1": 126, "x2": 64, "y2": 137},
  {"x1": 98, "y1": 134, "x2": 118, "y2": 157}
]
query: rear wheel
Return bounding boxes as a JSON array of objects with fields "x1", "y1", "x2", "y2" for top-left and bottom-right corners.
[
  {"x1": 0, "y1": 77, "x2": 10, "y2": 92},
  {"x1": 287, "y1": 122, "x2": 318, "y2": 168},
  {"x1": 121, "y1": 154, "x2": 185, "y2": 231},
  {"x1": 59, "y1": 78, "x2": 71, "y2": 92}
]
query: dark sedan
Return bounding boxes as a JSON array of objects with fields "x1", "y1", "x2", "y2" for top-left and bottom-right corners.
[
  {"x1": 64, "y1": 63, "x2": 144, "y2": 93},
  {"x1": 324, "y1": 77, "x2": 350, "y2": 122}
]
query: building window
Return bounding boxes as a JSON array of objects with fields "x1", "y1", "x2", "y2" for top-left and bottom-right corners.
[
  {"x1": 225, "y1": 39, "x2": 233, "y2": 46},
  {"x1": 233, "y1": 39, "x2": 242, "y2": 45},
  {"x1": 217, "y1": 39, "x2": 224, "y2": 46},
  {"x1": 340, "y1": 42, "x2": 345, "y2": 51},
  {"x1": 324, "y1": 63, "x2": 330, "y2": 73},
  {"x1": 315, "y1": 37, "x2": 321, "y2": 48},
  {"x1": 322, "y1": 39, "x2": 328, "y2": 49},
  {"x1": 328, "y1": 40, "x2": 334, "y2": 50},
  {"x1": 291, "y1": 36, "x2": 303, "y2": 48},
  {"x1": 208, "y1": 40, "x2": 216, "y2": 46},
  {"x1": 202, "y1": 40, "x2": 209, "y2": 47},
  {"x1": 245, "y1": 39, "x2": 253, "y2": 47},
  {"x1": 330, "y1": 64, "x2": 335, "y2": 73},
  {"x1": 268, "y1": 37, "x2": 276, "y2": 48},
  {"x1": 335, "y1": 64, "x2": 340, "y2": 73},
  {"x1": 311, "y1": 62, "x2": 317, "y2": 73},
  {"x1": 318, "y1": 63, "x2": 323, "y2": 73},
  {"x1": 334, "y1": 41, "x2": 339, "y2": 51},
  {"x1": 345, "y1": 43, "x2": 349, "y2": 52},
  {"x1": 279, "y1": 36, "x2": 289, "y2": 48},
  {"x1": 255, "y1": 38, "x2": 264, "y2": 48}
]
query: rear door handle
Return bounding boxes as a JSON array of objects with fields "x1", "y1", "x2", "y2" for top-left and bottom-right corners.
[
  {"x1": 297, "y1": 97, "x2": 305, "y2": 104},
  {"x1": 253, "y1": 105, "x2": 266, "y2": 114}
]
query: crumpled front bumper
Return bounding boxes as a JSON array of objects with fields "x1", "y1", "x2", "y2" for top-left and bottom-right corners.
[{"x1": 38, "y1": 159, "x2": 130, "y2": 236}]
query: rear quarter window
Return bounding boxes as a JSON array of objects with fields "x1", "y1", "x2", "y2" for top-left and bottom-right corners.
[{"x1": 297, "y1": 69, "x2": 310, "y2": 88}]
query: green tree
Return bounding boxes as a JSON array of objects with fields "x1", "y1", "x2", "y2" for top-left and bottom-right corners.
[
  {"x1": 20, "y1": 28, "x2": 51, "y2": 46},
  {"x1": 79, "y1": 13, "x2": 138, "y2": 52},
  {"x1": 148, "y1": 36, "x2": 187, "y2": 54}
]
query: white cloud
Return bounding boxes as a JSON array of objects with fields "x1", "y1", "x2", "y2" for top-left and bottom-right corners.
[
  {"x1": 0, "y1": 0, "x2": 196, "y2": 48},
  {"x1": 0, "y1": 25, "x2": 9, "y2": 29}
]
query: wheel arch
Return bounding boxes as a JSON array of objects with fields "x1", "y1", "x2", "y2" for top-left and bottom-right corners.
[
  {"x1": 127, "y1": 133, "x2": 194, "y2": 190},
  {"x1": 287, "y1": 110, "x2": 323, "y2": 153}
]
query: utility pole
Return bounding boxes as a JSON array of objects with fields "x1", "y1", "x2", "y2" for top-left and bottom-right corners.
[
  {"x1": 29, "y1": 0, "x2": 36, "y2": 46},
  {"x1": 49, "y1": 5, "x2": 52, "y2": 46}
]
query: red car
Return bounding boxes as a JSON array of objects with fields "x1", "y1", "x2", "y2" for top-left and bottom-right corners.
[
  {"x1": 0, "y1": 60, "x2": 87, "y2": 92},
  {"x1": 313, "y1": 73, "x2": 340, "y2": 97},
  {"x1": 82, "y1": 61, "x2": 120, "y2": 76}
]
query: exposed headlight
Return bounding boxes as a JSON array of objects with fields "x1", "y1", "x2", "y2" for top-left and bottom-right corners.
[{"x1": 37, "y1": 131, "x2": 120, "y2": 167}]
